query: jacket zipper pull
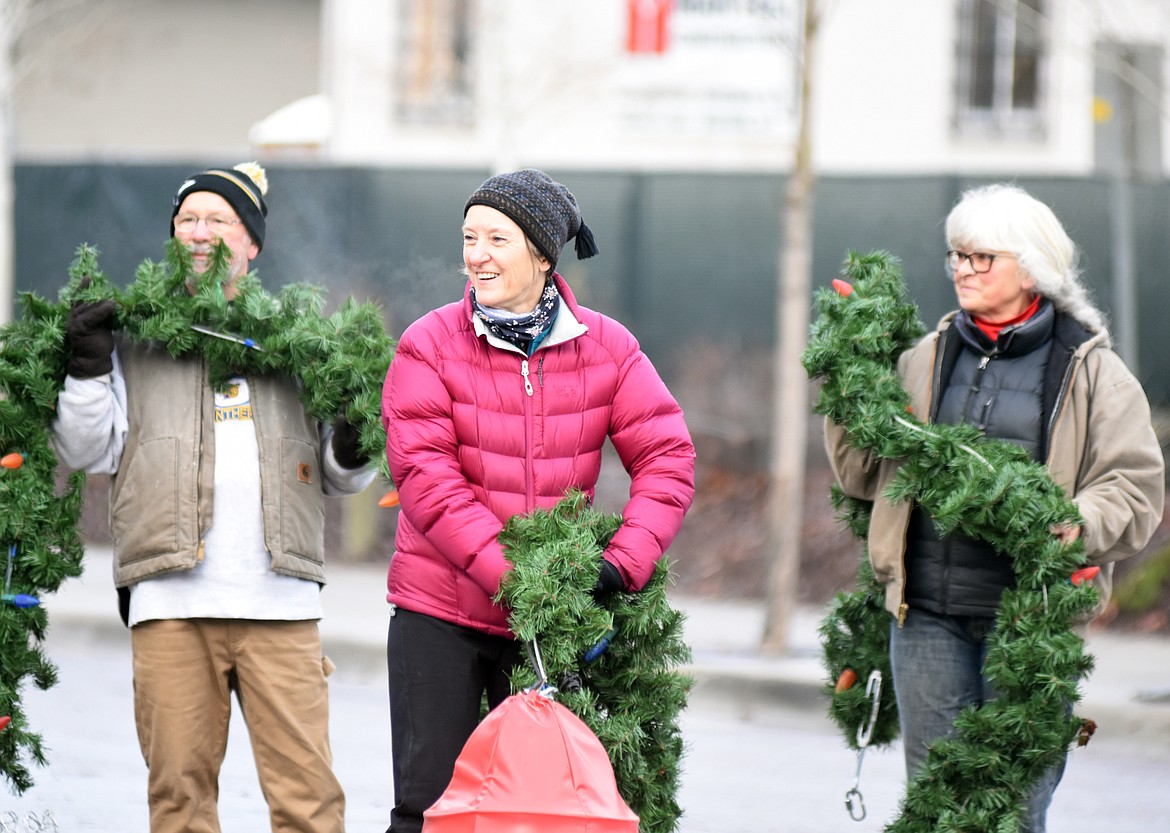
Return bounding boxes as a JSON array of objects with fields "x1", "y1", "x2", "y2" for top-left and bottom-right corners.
[{"x1": 521, "y1": 359, "x2": 534, "y2": 397}]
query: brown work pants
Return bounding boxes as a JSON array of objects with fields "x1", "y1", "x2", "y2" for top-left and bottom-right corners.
[{"x1": 130, "y1": 618, "x2": 345, "y2": 833}]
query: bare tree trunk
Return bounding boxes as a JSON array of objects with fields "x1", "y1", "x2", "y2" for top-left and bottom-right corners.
[
  {"x1": 761, "y1": 0, "x2": 818, "y2": 655},
  {"x1": 0, "y1": 127, "x2": 13, "y2": 328},
  {"x1": 0, "y1": 1, "x2": 19, "y2": 325}
]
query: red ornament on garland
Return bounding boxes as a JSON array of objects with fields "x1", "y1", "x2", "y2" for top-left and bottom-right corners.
[
  {"x1": 832, "y1": 279, "x2": 854, "y2": 297},
  {"x1": 0, "y1": 452, "x2": 23, "y2": 469},
  {"x1": 835, "y1": 668, "x2": 859, "y2": 693}
]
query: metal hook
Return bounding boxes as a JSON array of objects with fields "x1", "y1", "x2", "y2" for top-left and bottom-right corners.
[
  {"x1": 844, "y1": 669, "x2": 883, "y2": 822},
  {"x1": 856, "y1": 669, "x2": 882, "y2": 747},
  {"x1": 525, "y1": 639, "x2": 556, "y2": 696},
  {"x1": 845, "y1": 786, "x2": 866, "y2": 821}
]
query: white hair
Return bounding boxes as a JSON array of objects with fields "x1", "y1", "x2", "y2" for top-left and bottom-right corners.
[{"x1": 945, "y1": 183, "x2": 1108, "y2": 337}]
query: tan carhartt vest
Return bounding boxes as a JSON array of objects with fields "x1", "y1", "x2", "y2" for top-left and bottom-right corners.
[{"x1": 110, "y1": 339, "x2": 326, "y2": 588}]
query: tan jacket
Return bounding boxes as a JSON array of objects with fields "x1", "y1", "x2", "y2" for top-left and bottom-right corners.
[
  {"x1": 111, "y1": 341, "x2": 326, "y2": 587},
  {"x1": 825, "y1": 312, "x2": 1165, "y2": 622}
]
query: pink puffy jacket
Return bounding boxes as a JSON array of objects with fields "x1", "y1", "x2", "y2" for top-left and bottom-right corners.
[{"x1": 381, "y1": 276, "x2": 696, "y2": 637}]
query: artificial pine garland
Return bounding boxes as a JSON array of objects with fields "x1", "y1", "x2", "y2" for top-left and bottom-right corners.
[
  {"x1": 807, "y1": 251, "x2": 1098, "y2": 832},
  {"x1": 0, "y1": 240, "x2": 396, "y2": 793},
  {"x1": 496, "y1": 491, "x2": 691, "y2": 833},
  {"x1": 67, "y1": 241, "x2": 394, "y2": 471},
  {"x1": 0, "y1": 298, "x2": 85, "y2": 794}
]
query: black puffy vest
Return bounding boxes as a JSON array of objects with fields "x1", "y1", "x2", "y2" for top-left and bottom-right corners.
[{"x1": 904, "y1": 301, "x2": 1069, "y2": 617}]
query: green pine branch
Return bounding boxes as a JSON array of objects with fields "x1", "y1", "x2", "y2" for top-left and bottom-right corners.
[
  {"x1": 497, "y1": 491, "x2": 691, "y2": 833},
  {"x1": 0, "y1": 297, "x2": 85, "y2": 792},
  {"x1": 58, "y1": 241, "x2": 396, "y2": 475}
]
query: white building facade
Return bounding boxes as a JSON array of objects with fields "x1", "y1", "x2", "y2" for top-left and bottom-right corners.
[
  {"x1": 11, "y1": 0, "x2": 1168, "y2": 180},
  {"x1": 283, "y1": 0, "x2": 1169, "y2": 178}
]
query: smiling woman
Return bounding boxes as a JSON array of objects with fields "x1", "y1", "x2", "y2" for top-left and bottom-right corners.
[
  {"x1": 380, "y1": 168, "x2": 695, "y2": 833},
  {"x1": 462, "y1": 205, "x2": 550, "y2": 314}
]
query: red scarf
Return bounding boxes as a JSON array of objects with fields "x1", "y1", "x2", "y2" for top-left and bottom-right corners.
[{"x1": 974, "y1": 295, "x2": 1040, "y2": 341}]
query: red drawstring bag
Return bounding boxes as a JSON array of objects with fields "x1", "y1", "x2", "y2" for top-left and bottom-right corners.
[{"x1": 422, "y1": 689, "x2": 640, "y2": 833}]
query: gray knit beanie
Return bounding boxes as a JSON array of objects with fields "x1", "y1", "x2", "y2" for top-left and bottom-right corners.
[{"x1": 464, "y1": 169, "x2": 599, "y2": 266}]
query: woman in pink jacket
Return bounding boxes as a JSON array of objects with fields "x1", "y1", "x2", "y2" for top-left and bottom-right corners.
[{"x1": 380, "y1": 169, "x2": 696, "y2": 833}]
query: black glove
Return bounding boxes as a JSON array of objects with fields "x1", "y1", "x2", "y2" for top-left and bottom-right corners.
[
  {"x1": 331, "y1": 414, "x2": 369, "y2": 469},
  {"x1": 591, "y1": 559, "x2": 624, "y2": 602},
  {"x1": 66, "y1": 282, "x2": 117, "y2": 378}
]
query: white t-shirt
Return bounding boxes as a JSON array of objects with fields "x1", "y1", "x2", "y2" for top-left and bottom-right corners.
[{"x1": 128, "y1": 375, "x2": 322, "y2": 625}]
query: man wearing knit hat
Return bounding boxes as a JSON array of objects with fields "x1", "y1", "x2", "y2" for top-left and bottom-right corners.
[
  {"x1": 380, "y1": 169, "x2": 694, "y2": 833},
  {"x1": 169, "y1": 162, "x2": 269, "y2": 296},
  {"x1": 52, "y1": 163, "x2": 372, "y2": 833}
]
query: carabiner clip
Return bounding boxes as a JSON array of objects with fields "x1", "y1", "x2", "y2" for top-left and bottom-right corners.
[
  {"x1": 844, "y1": 670, "x2": 883, "y2": 822},
  {"x1": 524, "y1": 639, "x2": 555, "y2": 696},
  {"x1": 856, "y1": 669, "x2": 883, "y2": 748},
  {"x1": 845, "y1": 786, "x2": 866, "y2": 821}
]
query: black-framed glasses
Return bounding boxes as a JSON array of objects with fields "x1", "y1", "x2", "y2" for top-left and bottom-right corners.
[
  {"x1": 174, "y1": 214, "x2": 241, "y2": 235},
  {"x1": 946, "y1": 250, "x2": 1014, "y2": 273}
]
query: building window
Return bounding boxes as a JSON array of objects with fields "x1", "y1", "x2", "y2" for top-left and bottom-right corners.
[
  {"x1": 396, "y1": 0, "x2": 474, "y2": 127},
  {"x1": 954, "y1": 0, "x2": 1046, "y2": 138}
]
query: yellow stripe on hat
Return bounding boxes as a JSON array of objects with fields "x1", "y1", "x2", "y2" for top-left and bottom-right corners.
[{"x1": 206, "y1": 170, "x2": 262, "y2": 210}]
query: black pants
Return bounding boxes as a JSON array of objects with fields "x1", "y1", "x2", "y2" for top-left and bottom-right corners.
[{"x1": 385, "y1": 607, "x2": 524, "y2": 833}]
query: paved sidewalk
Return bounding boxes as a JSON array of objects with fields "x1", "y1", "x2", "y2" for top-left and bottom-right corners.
[{"x1": 40, "y1": 548, "x2": 1170, "y2": 746}]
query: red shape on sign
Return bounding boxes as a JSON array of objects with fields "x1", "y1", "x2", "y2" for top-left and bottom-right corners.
[{"x1": 627, "y1": 0, "x2": 672, "y2": 54}]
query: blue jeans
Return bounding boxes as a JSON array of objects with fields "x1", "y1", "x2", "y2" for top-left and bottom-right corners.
[{"x1": 889, "y1": 608, "x2": 1066, "y2": 833}]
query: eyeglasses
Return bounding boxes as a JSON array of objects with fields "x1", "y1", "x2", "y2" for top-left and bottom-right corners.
[
  {"x1": 946, "y1": 250, "x2": 1014, "y2": 273},
  {"x1": 174, "y1": 214, "x2": 241, "y2": 235}
]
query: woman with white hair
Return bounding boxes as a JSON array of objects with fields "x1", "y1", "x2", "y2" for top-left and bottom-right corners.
[{"x1": 825, "y1": 183, "x2": 1164, "y2": 831}]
